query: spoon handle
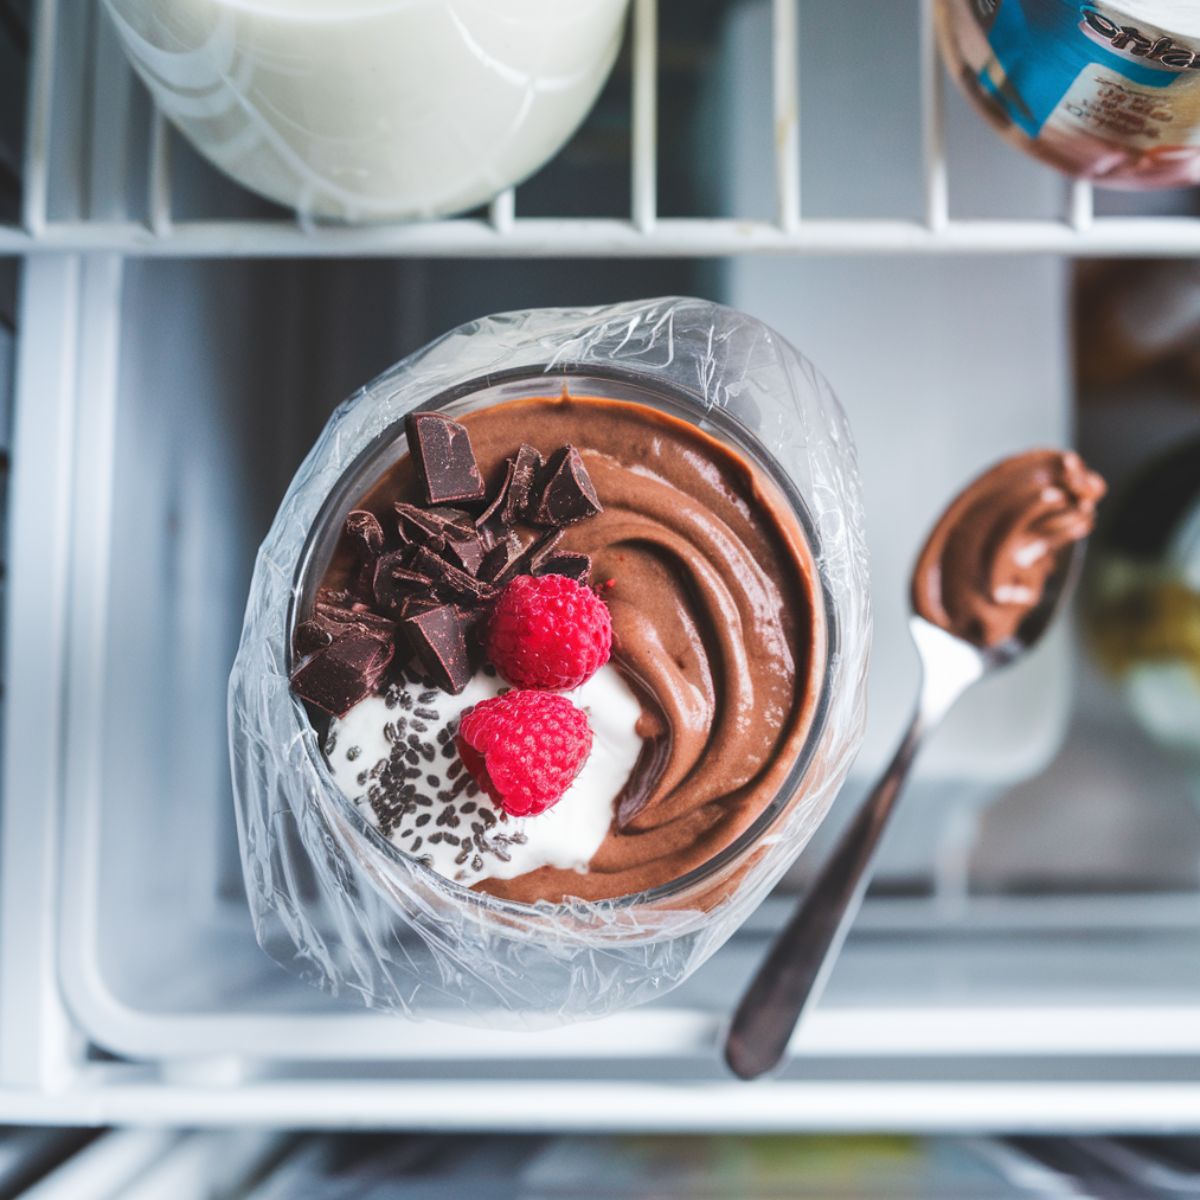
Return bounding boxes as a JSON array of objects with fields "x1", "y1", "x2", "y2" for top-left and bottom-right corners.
[{"x1": 723, "y1": 710, "x2": 929, "y2": 1081}]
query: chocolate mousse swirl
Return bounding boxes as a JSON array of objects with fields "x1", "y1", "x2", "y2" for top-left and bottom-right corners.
[
  {"x1": 912, "y1": 450, "x2": 1106, "y2": 648},
  {"x1": 471, "y1": 396, "x2": 822, "y2": 904},
  {"x1": 342, "y1": 393, "x2": 823, "y2": 904}
]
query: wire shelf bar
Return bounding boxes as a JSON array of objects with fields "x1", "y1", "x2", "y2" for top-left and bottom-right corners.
[{"x1": 4, "y1": 0, "x2": 1198, "y2": 259}]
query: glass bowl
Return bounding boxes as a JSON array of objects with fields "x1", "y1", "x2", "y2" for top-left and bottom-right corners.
[{"x1": 230, "y1": 298, "x2": 870, "y2": 1024}]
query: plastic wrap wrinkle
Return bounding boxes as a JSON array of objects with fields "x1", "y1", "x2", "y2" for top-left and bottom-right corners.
[{"x1": 229, "y1": 297, "x2": 870, "y2": 1025}]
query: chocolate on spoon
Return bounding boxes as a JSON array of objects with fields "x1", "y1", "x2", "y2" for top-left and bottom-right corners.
[{"x1": 912, "y1": 450, "x2": 1107, "y2": 649}]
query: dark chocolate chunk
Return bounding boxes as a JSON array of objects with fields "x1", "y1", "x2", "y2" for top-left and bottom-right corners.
[
  {"x1": 406, "y1": 413, "x2": 486, "y2": 506},
  {"x1": 402, "y1": 604, "x2": 471, "y2": 694},
  {"x1": 301, "y1": 601, "x2": 396, "y2": 654},
  {"x1": 399, "y1": 594, "x2": 442, "y2": 619},
  {"x1": 294, "y1": 619, "x2": 335, "y2": 655},
  {"x1": 535, "y1": 552, "x2": 592, "y2": 583},
  {"x1": 373, "y1": 550, "x2": 434, "y2": 614},
  {"x1": 493, "y1": 529, "x2": 564, "y2": 588},
  {"x1": 316, "y1": 587, "x2": 360, "y2": 610},
  {"x1": 460, "y1": 600, "x2": 489, "y2": 634},
  {"x1": 479, "y1": 535, "x2": 521, "y2": 583},
  {"x1": 443, "y1": 533, "x2": 485, "y2": 576},
  {"x1": 530, "y1": 446, "x2": 602, "y2": 527},
  {"x1": 395, "y1": 501, "x2": 474, "y2": 543},
  {"x1": 312, "y1": 601, "x2": 396, "y2": 641},
  {"x1": 527, "y1": 528, "x2": 565, "y2": 572},
  {"x1": 474, "y1": 459, "x2": 515, "y2": 531},
  {"x1": 344, "y1": 510, "x2": 385, "y2": 559},
  {"x1": 409, "y1": 545, "x2": 496, "y2": 603},
  {"x1": 503, "y1": 443, "x2": 544, "y2": 524},
  {"x1": 428, "y1": 507, "x2": 475, "y2": 536},
  {"x1": 291, "y1": 632, "x2": 394, "y2": 717},
  {"x1": 395, "y1": 502, "x2": 442, "y2": 543},
  {"x1": 352, "y1": 565, "x2": 377, "y2": 603}
]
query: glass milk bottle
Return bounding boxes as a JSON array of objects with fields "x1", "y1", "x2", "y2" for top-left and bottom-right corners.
[{"x1": 102, "y1": 0, "x2": 630, "y2": 221}]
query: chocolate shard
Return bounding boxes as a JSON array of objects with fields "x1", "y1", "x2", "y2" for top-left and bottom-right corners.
[
  {"x1": 314, "y1": 597, "x2": 385, "y2": 623},
  {"x1": 474, "y1": 459, "x2": 515, "y2": 531},
  {"x1": 527, "y1": 528, "x2": 565, "y2": 573},
  {"x1": 530, "y1": 445, "x2": 602, "y2": 527},
  {"x1": 460, "y1": 604, "x2": 491, "y2": 671},
  {"x1": 492, "y1": 529, "x2": 565, "y2": 589},
  {"x1": 342, "y1": 512, "x2": 387, "y2": 599},
  {"x1": 479, "y1": 534, "x2": 522, "y2": 583},
  {"x1": 409, "y1": 545, "x2": 497, "y2": 603},
  {"x1": 294, "y1": 619, "x2": 335, "y2": 656},
  {"x1": 443, "y1": 532, "x2": 485, "y2": 576},
  {"x1": 399, "y1": 594, "x2": 442, "y2": 621},
  {"x1": 344, "y1": 510, "x2": 385, "y2": 559},
  {"x1": 428, "y1": 507, "x2": 475, "y2": 534},
  {"x1": 395, "y1": 501, "x2": 474, "y2": 543},
  {"x1": 373, "y1": 550, "x2": 434, "y2": 614},
  {"x1": 503, "y1": 444, "x2": 544, "y2": 524},
  {"x1": 291, "y1": 632, "x2": 394, "y2": 717},
  {"x1": 395, "y1": 502, "x2": 441, "y2": 542},
  {"x1": 310, "y1": 602, "x2": 397, "y2": 644},
  {"x1": 418, "y1": 533, "x2": 448, "y2": 561},
  {"x1": 359, "y1": 613, "x2": 399, "y2": 641},
  {"x1": 406, "y1": 413, "x2": 486, "y2": 506},
  {"x1": 535, "y1": 552, "x2": 592, "y2": 583},
  {"x1": 351, "y1": 565, "x2": 375, "y2": 603},
  {"x1": 316, "y1": 587, "x2": 360, "y2": 610},
  {"x1": 402, "y1": 604, "x2": 472, "y2": 694}
]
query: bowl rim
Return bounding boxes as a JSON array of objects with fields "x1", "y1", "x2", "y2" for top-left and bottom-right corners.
[{"x1": 287, "y1": 361, "x2": 840, "y2": 920}]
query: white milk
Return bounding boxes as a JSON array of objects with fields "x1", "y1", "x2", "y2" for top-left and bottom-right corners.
[{"x1": 102, "y1": 0, "x2": 630, "y2": 220}]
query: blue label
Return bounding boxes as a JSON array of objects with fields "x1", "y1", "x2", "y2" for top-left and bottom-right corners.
[{"x1": 980, "y1": 1, "x2": 1182, "y2": 135}]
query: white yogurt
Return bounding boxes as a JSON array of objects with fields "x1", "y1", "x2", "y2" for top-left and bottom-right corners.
[
  {"x1": 326, "y1": 665, "x2": 642, "y2": 886},
  {"x1": 101, "y1": 0, "x2": 630, "y2": 220}
]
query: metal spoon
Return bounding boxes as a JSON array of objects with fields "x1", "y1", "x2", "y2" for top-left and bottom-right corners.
[{"x1": 723, "y1": 543, "x2": 1085, "y2": 1081}]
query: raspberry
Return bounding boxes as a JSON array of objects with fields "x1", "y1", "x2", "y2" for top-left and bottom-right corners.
[
  {"x1": 457, "y1": 690, "x2": 593, "y2": 817},
  {"x1": 486, "y1": 573, "x2": 613, "y2": 691}
]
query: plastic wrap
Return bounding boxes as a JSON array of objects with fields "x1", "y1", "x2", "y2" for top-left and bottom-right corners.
[{"x1": 229, "y1": 297, "x2": 870, "y2": 1025}]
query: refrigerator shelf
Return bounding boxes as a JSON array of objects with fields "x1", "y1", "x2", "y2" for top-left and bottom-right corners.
[
  {"x1": 2, "y1": 248, "x2": 1200, "y2": 1131},
  {"x1": 3, "y1": 0, "x2": 1200, "y2": 261},
  {"x1": 8, "y1": 1068, "x2": 1200, "y2": 1135}
]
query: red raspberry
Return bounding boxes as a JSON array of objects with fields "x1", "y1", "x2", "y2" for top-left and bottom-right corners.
[
  {"x1": 456, "y1": 690, "x2": 593, "y2": 817},
  {"x1": 486, "y1": 573, "x2": 613, "y2": 691}
]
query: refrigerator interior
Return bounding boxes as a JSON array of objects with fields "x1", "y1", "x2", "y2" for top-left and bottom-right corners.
[
  {"x1": 9, "y1": 1128, "x2": 1200, "y2": 1198},
  {"x1": 3, "y1": 0, "x2": 1200, "y2": 1134}
]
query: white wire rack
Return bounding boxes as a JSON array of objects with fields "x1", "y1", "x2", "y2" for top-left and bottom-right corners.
[{"x1": 4, "y1": 0, "x2": 1200, "y2": 258}]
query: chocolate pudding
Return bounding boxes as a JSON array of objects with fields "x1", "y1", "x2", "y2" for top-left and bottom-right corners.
[
  {"x1": 913, "y1": 450, "x2": 1106, "y2": 648},
  {"x1": 296, "y1": 392, "x2": 823, "y2": 905}
]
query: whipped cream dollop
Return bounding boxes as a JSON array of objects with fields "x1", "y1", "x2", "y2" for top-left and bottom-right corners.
[{"x1": 325, "y1": 665, "x2": 642, "y2": 887}]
